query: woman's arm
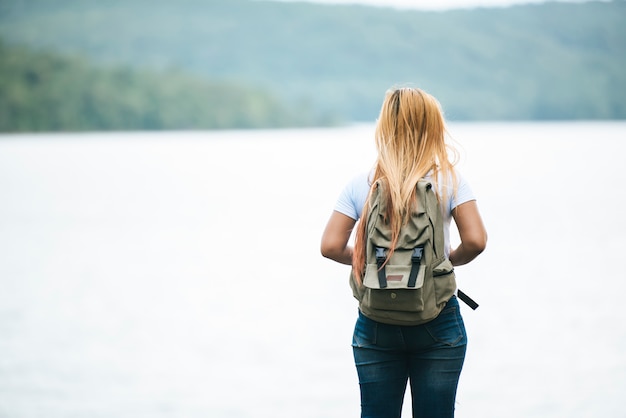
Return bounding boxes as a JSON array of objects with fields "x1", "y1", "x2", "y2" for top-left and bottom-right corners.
[
  {"x1": 320, "y1": 211, "x2": 357, "y2": 265},
  {"x1": 449, "y1": 200, "x2": 487, "y2": 266}
]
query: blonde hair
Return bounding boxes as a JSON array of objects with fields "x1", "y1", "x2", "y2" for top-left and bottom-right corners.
[{"x1": 352, "y1": 87, "x2": 458, "y2": 283}]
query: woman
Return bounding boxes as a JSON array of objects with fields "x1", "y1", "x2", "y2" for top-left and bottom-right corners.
[{"x1": 320, "y1": 87, "x2": 487, "y2": 418}]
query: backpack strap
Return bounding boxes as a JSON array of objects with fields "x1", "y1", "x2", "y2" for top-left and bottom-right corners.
[
  {"x1": 407, "y1": 246, "x2": 423, "y2": 287},
  {"x1": 457, "y1": 289, "x2": 479, "y2": 310},
  {"x1": 375, "y1": 247, "x2": 388, "y2": 288}
]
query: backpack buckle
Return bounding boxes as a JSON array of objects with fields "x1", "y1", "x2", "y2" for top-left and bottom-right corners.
[{"x1": 411, "y1": 247, "x2": 423, "y2": 263}]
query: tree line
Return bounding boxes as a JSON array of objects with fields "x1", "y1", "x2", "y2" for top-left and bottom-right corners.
[{"x1": 0, "y1": 40, "x2": 339, "y2": 132}]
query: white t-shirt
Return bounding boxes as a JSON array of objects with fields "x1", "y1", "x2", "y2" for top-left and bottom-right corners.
[{"x1": 334, "y1": 170, "x2": 475, "y2": 256}]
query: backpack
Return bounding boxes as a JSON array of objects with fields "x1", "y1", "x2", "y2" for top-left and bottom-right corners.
[{"x1": 349, "y1": 178, "x2": 476, "y2": 325}]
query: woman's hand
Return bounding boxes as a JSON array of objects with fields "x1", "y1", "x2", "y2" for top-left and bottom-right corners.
[{"x1": 320, "y1": 211, "x2": 357, "y2": 265}]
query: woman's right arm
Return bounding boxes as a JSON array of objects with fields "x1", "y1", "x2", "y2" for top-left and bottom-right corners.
[
  {"x1": 320, "y1": 211, "x2": 357, "y2": 265},
  {"x1": 449, "y1": 200, "x2": 487, "y2": 266}
]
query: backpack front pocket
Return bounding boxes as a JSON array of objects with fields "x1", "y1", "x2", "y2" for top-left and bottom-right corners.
[
  {"x1": 362, "y1": 263, "x2": 426, "y2": 312},
  {"x1": 362, "y1": 287, "x2": 425, "y2": 312}
]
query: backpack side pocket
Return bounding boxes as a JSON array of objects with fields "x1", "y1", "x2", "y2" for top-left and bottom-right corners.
[{"x1": 432, "y1": 259, "x2": 457, "y2": 305}]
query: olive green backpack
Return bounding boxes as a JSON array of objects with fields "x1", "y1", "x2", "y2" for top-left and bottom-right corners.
[{"x1": 350, "y1": 178, "x2": 477, "y2": 325}]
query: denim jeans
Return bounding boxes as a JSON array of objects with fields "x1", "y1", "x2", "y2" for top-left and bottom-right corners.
[{"x1": 352, "y1": 296, "x2": 467, "y2": 418}]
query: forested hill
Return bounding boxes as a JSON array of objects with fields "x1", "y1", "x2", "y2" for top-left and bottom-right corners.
[
  {"x1": 1, "y1": 0, "x2": 625, "y2": 130},
  {"x1": 0, "y1": 41, "x2": 334, "y2": 132}
]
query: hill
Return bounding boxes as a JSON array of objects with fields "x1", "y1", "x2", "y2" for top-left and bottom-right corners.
[{"x1": 1, "y1": 0, "x2": 624, "y2": 127}]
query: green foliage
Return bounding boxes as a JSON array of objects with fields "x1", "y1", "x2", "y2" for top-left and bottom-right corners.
[
  {"x1": 0, "y1": 40, "x2": 336, "y2": 132},
  {"x1": 1, "y1": 0, "x2": 625, "y2": 126}
]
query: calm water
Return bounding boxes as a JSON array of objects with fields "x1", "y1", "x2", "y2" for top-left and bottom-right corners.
[{"x1": 0, "y1": 122, "x2": 625, "y2": 418}]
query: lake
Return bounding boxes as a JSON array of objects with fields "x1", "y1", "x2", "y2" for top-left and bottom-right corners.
[{"x1": 0, "y1": 122, "x2": 625, "y2": 417}]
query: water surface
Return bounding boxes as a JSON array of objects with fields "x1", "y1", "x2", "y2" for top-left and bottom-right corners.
[{"x1": 0, "y1": 122, "x2": 624, "y2": 417}]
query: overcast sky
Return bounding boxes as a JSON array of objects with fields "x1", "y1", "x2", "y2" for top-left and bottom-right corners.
[{"x1": 267, "y1": 0, "x2": 595, "y2": 11}]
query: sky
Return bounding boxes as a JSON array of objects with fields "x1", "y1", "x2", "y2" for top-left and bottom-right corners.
[{"x1": 268, "y1": 0, "x2": 595, "y2": 11}]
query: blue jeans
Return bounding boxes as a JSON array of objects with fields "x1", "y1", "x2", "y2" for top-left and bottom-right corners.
[{"x1": 352, "y1": 296, "x2": 467, "y2": 418}]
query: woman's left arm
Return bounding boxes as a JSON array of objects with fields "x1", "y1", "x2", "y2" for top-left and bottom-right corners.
[
  {"x1": 449, "y1": 200, "x2": 487, "y2": 266},
  {"x1": 320, "y1": 211, "x2": 357, "y2": 265}
]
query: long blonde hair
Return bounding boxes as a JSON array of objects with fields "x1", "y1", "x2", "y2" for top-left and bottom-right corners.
[{"x1": 352, "y1": 87, "x2": 458, "y2": 283}]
